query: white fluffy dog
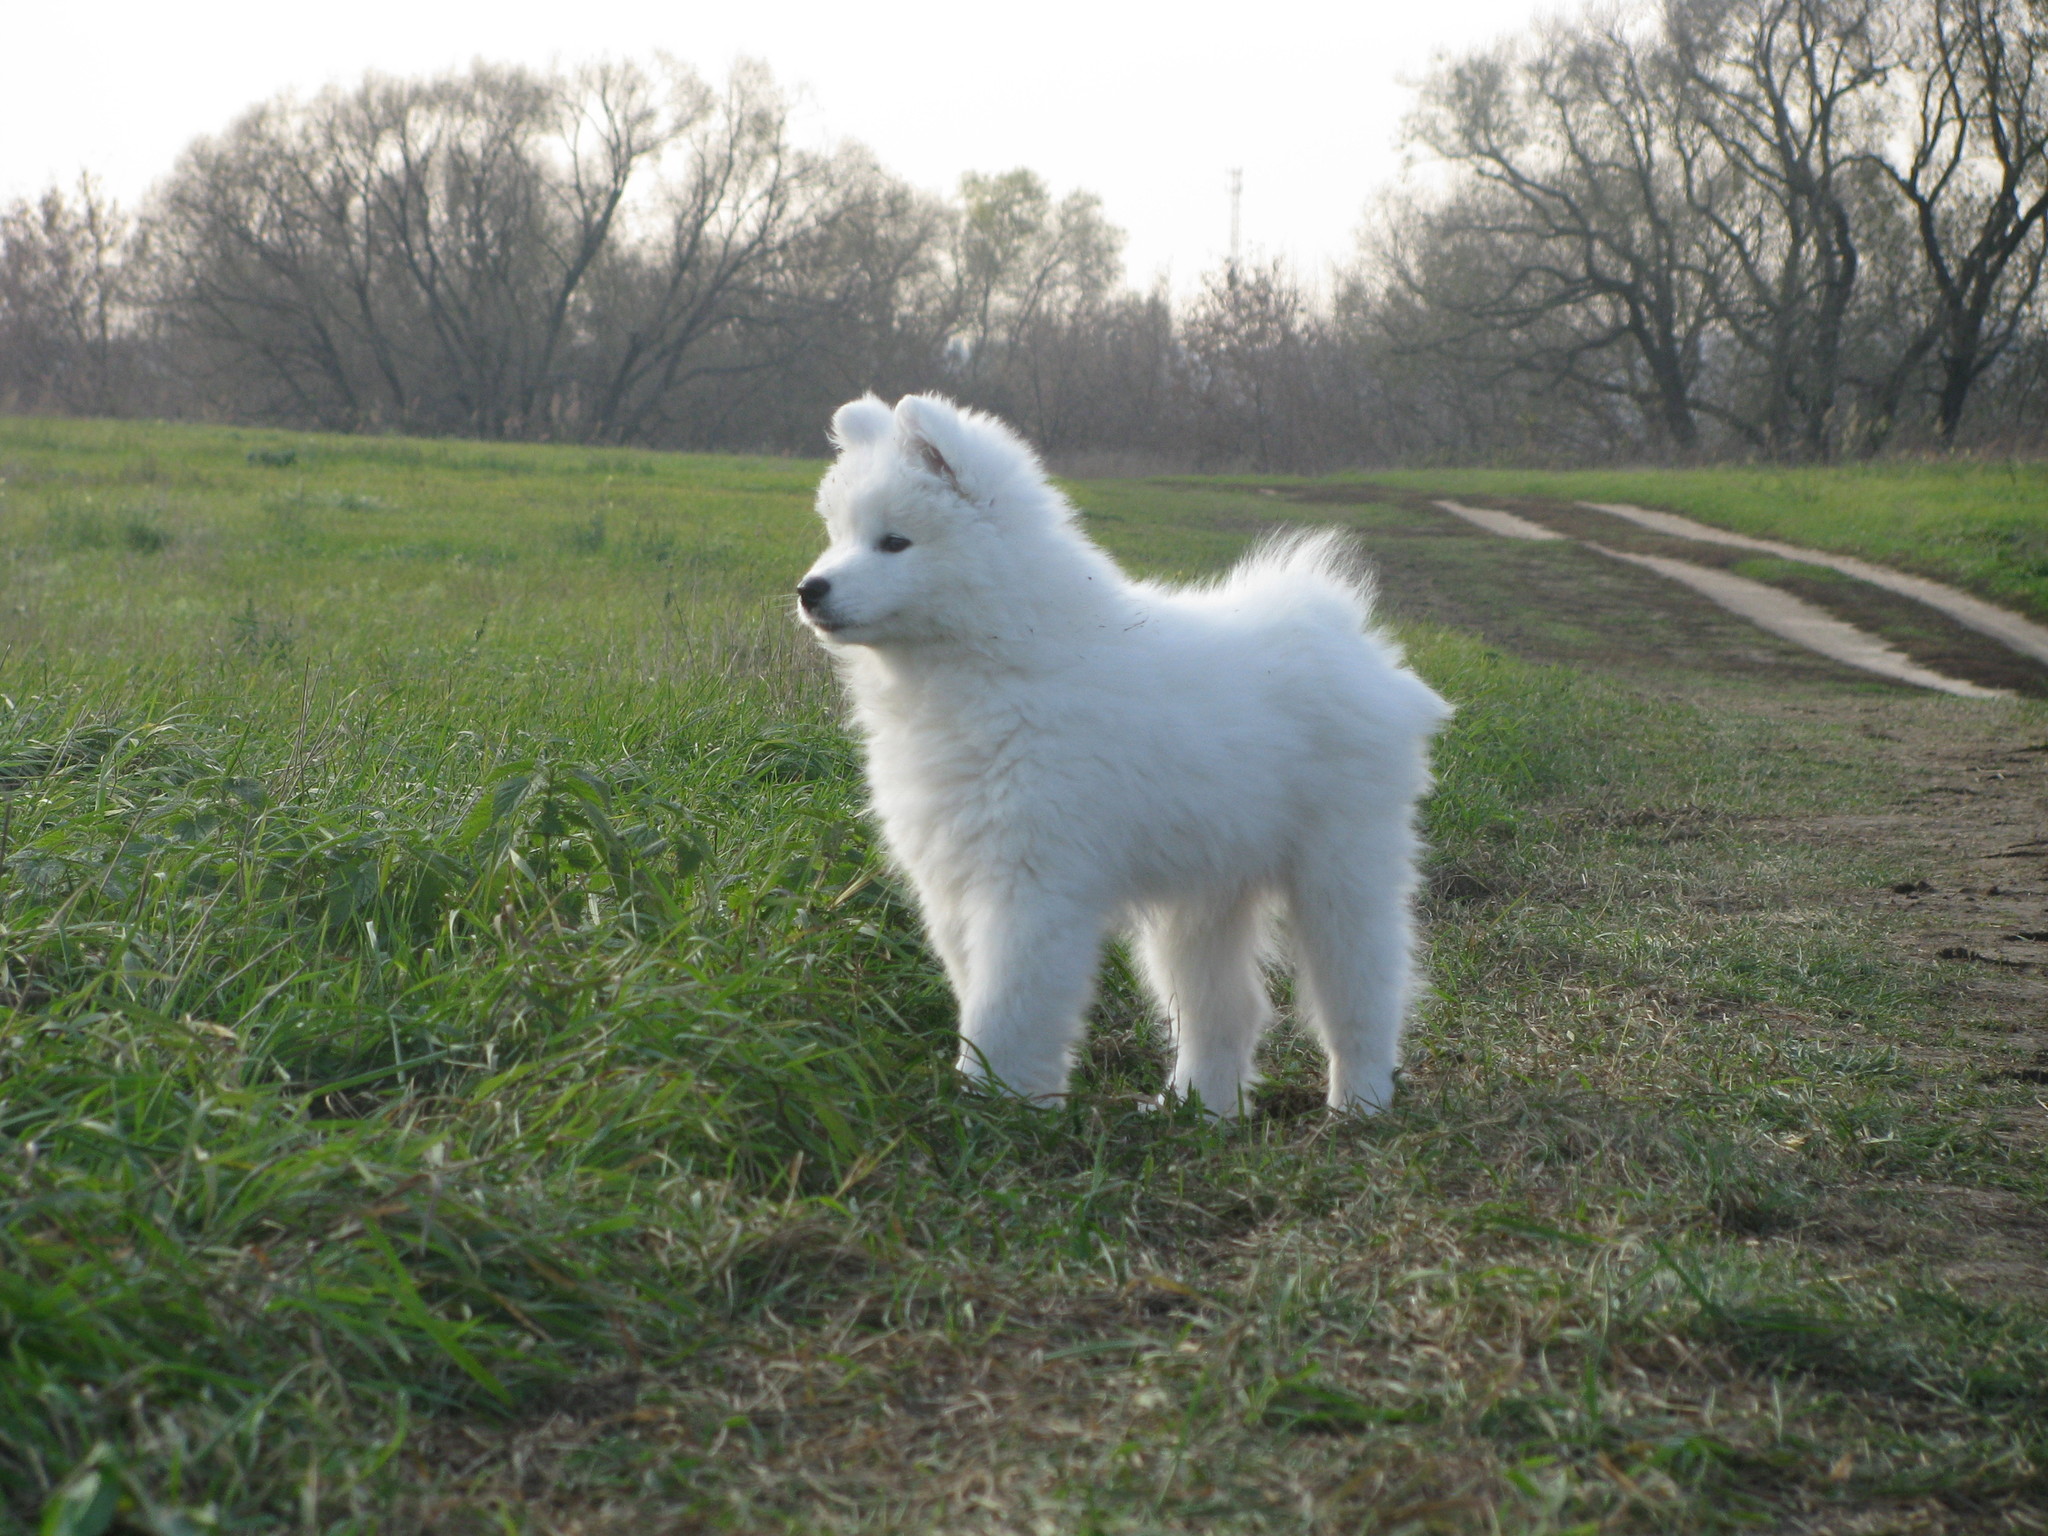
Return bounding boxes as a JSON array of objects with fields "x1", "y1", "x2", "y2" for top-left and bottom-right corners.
[{"x1": 797, "y1": 394, "x2": 1451, "y2": 1115}]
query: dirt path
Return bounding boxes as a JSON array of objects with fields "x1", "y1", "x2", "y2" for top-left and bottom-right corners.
[
  {"x1": 1436, "y1": 496, "x2": 2013, "y2": 697},
  {"x1": 1288, "y1": 483, "x2": 2048, "y2": 700},
  {"x1": 1581, "y1": 500, "x2": 2048, "y2": 668},
  {"x1": 1432, "y1": 499, "x2": 1565, "y2": 542},
  {"x1": 1276, "y1": 481, "x2": 2048, "y2": 1085},
  {"x1": 1584, "y1": 542, "x2": 2008, "y2": 698},
  {"x1": 1760, "y1": 691, "x2": 2048, "y2": 1189}
]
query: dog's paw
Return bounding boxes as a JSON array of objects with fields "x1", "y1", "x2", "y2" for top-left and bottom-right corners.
[
  {"x1": 954, "y1": 1063, "x2": 1069, "y2": 1110},
  {"x1": 1327, "y1": 1068, "x2": 1397, "y2": 1116}
]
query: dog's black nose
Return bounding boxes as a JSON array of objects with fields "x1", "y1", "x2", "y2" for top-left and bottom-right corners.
[{"x1": 796, "y1": 576, "x2": 831, "y2": 610}]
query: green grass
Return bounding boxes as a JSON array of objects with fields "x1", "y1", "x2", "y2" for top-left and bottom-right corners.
[
  {"x1": 1359, "y1": 462, "x2": 2048, "y2": 622},
  {"x1": 2, "y1": 418, "x2": 2045, "y2": 1532}
]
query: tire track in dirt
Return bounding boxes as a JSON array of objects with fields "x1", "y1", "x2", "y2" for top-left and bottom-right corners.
[
  {"x1": 1287, "y1": 483, "x2": 2048, "y2": 1309},
  {"x1": 1584, "y1": 544, "x2": 2007, "y2": 698},
  {"x1": 1433, "y1": 497, "x2": 2015, "y2": 698},
  {"x1": 1431, "y1": 499, "x2": 1565, "y2": 542},
  {"x1": 1274, "y1": 482, "x2": 2048, "y2": 1120},
  {"x1": 1581, "y1": 500, "x2": 2048, "y2": 669}
]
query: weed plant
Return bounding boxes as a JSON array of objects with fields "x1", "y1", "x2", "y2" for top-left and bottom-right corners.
[{"x1": 1, "y1": 419, "x2": 2043, "y2": 1532}]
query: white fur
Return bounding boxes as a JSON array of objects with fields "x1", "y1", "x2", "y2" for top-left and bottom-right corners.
[{"x1": 798, "y1": 394, "x2": 1452, "y2": 1115}]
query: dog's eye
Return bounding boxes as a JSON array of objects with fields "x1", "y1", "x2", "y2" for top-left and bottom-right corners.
[{"x1": 877, "y1": 534, "x2": 912, "y2": 553}]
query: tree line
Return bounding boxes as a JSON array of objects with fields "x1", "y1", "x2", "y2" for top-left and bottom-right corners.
[{"x1": 6, "y1": 0, "x2": 2048, "y2": 467}]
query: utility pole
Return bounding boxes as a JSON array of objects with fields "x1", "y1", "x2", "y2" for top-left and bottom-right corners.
[{"x1": 1227, "y1": 167, "x2": 1243, "y2": 279}]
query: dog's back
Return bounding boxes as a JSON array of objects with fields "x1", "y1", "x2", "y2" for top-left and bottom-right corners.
[{"x1": 1142, "y1": 528, "x2": 1452, "y2": 760}]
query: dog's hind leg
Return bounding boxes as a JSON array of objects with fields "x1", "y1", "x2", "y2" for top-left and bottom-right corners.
[
  {"x1": 1137, "y1": 889, "x2": 1271, "y2": 1117},
  {"x1": 1283, "y1": 819, "x2": 1424, "y2": 1114},
  {"x1": 952, "y1": 891, "x2": 1110, "y2": 1103}
]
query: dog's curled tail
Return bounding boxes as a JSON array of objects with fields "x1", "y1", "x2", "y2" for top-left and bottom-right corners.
[
  {"x1": 1224, "y1": 526, "x2": 1380, "y2": 630},
  {"x1": 1223, "y1": 527, "x2": 1453, "y2": 731}
]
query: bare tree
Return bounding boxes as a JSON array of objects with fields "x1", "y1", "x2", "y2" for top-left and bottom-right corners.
[
  {"x1": 574, "y1": 64, "x2": 835, "y2": 444},
  {"x1": 1363, "y1": 207, "x2": 1660, "y2": 461},
  {"x1": 1865, "y1": 0, "x2": 2048, "y2": 447},
  {"x1": 661, "y1": 147, "x2": 953, "y2": 451},
  {"x1": 375, "y1": 61, "x2": 673, "y2": 437},
  {"x1": 942, "y1": 169, "x2": 1125, "y2": 437},
  {"x1": 25, "y1": 17, "x2": 2048, "y2": 465},
  {"x1": 0, "y1": 179, "x2": 138, "y2": 415},
  {"x1": 151, "y1": 61, "x2": 719, "y2": 437},
  {"x1": 1669, "y1": 0, "x2": 1893, "y2": 459},
  {"x1": 1016, "y1": 285, "x2": 1183, "y2": 462},
  {"x1": 1179, "y1": 259, "x2": 1316, "y2": 468},
  {"x1": 1402, "y1": 17, "x2": 1719, "y2": 451},
  {"x1": 1384, "y1": 0, "x2": 2048, "y2": 459}
]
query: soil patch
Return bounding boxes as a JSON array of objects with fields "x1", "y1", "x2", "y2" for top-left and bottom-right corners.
[
  {"x1": 1431, "y1": 495, "x2": 2048, "y2": 698},
  {"x1": 1722, "y1": 691, "x2": 2048, "y2": 1147},
  {"x1": 1526, "y1": 500, "x2": 2048, "y2": 694},
  {"x1": 1586, "y1": 543, "x2": 2007, "y2": 698},
  {"x1": 1267, "y1": 480, "x2": 2048, "y2": 1139},
  {"x1": 1432, "y1": 499, "x2": 1567, "y2": 541},
  {"x1": 1280, "y1": 494, "x2": 1900, "y2": 690},
  {"x1": 1801, "y1": 1182, "x2": 2048, "y2": 1305},
  {"x1": 1583, "y1": 499, "x2": 2048, "y2": 669}
]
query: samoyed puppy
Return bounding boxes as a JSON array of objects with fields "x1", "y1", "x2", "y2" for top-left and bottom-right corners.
[{"x1": 797, "y1": 394, "x2": 1451, "y2": 1115}]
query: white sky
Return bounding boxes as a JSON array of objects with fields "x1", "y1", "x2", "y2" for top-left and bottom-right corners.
[{"x1": 1, "y1": 0, "x2": 1552, "y2": 290}]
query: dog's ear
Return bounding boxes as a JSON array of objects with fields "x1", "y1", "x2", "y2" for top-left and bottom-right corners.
[
  {"x1": 830, "y1": 395, "x2": 893, "y2": 451},
  {"x1": 894, "y1": 394, "x2": 968, "y2": 498}
]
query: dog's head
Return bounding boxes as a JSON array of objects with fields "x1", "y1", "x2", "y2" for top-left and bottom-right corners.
[{"x1": 797, "y1": 393, "x2": 1047, "y2": 648}]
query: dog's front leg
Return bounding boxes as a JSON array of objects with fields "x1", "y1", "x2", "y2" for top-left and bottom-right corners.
[{"x1": 951, "y1": 892, "x2": 1108, "y2": 1104}]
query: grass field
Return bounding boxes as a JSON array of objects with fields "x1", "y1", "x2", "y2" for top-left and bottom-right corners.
[
  {"x1": 3, "y1": 418, "x2": 2047, "y2": 1533},
  {"x1": 1362, "y1": 463, "x2": 2048, "y2": 623}
]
